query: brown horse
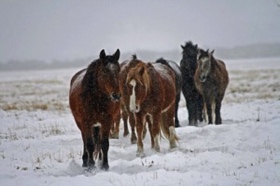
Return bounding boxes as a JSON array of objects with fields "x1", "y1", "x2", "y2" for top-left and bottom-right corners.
[
  {"x1": 118, "y1": 56, "x2": 141, "y2": 144},
  {"x1": 194, "y1": 49, "x2": 229, "y2": 124},
  {"x1": 69, "y1": 49, "x2": 121, "y2": 170},
  {"x1": 125, "y1": 55, "x2": 178, "y2": 156}
]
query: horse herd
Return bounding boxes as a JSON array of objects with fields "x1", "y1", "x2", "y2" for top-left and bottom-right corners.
[{"x1": 69, "y1": 41, "x2": 229, "y2": 170}]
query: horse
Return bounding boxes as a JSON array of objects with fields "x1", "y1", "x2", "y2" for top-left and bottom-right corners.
[
  {"x1": 69, "y1": 49, "x2": 121, "y2": 170},
  {"x1": 154, "y1": 58, "x2": 182, "y2": 127},
  {"x1": 180, "y1": 41, "x2": 204, "y2": 126},
  {"x1": 125, "y1": 55, "x2": 178, "y2": 156},
  {"x1": 119, "y1": 56, "x2": 142, "y2": 144},
  {"x1": 194, "y1": 49, "x2": 229, "y2": 124}
]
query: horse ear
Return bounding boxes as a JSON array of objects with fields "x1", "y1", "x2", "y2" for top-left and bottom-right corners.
[
  {"x1": 114, "y1": 49, "x2": 120, "y2": 61},
  {"x1": 99, "y1": 49, "x2": 106, "y2": 60},
  {"x1": 195, "y1": 44, "x2": 198, "y2": 49},
  {"x1": 210, "y1": 50, "x2": 215, "y2": 55},
  {"x1": 181, "y1": 45, "x2": 184, "y2": 50}
]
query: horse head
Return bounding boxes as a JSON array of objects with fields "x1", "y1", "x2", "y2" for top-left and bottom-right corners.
[
  {"x1": 125, "y1": 60, "x2": 149, "y2": 113},
  {"x1": 98, "y1": 49, "x2": 121, "y2": 102},
  {"x1": 197, "y1": 49, "x2": 214, "y2": 83},
  {"x1": 180, "y1": 41, "x2": 198, "y2": 77}
]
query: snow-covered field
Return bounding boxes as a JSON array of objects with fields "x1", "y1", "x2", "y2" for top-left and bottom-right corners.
[{"x1": 0, "y1": 58, "x2": 280, "y2": 186}]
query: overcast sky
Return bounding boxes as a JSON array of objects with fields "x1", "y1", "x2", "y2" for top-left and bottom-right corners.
[{"x1": 0, "y1": 0, "x2": 279, "y2": 62}]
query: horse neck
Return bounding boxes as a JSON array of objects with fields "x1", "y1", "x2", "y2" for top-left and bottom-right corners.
[
  {"x1": 81, "y1": 61, "x2": 103, "y2": 99},
  {"x1": 181, "y1": 56, "x2": 197, "y2": 78}
]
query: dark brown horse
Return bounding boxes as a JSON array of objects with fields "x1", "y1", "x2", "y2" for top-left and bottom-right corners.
[
  {"x1": 195, "y1": 49, "x2": 229, "y2": 124},
  {"x1": 180, "y1": 41, "x2": 204, "y2": 126},
  {"x1": 69, "y1": 49, "x2": 121, "y2": 170},
  {"x1": 125, "y1": 55, "x2": 178, "y2": 156}
]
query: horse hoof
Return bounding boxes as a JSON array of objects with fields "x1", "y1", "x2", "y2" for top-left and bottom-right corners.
[
  {"x1": 83, "y1": 164, "x2": 96, "y2": 172},
  {"x1": 131, "y1": 138, "x2": 137, "y2": 144},
  {"x1": 123, "y1": 132, "x2": 129, "y2": 137},
  {"x1": 169, "y1": 141, "x2": 177, "y2": 149},
  {"x1": 101, "y1": 164, "x2": 109, "y2": 171},
  {"x1": 82, "y1": 163, "x2": 88, "y2": 168},
  {"x1": 136, "y1": 152, "x2": 145, "y2": 158}
]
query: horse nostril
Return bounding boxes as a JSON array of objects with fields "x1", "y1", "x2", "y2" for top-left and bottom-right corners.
[
  {"x1": 200, "y1": 75, "x2": 206, "y2": 82},
  {"x1": 112, "y1": 92, "x2": 121, "y2": 101}
]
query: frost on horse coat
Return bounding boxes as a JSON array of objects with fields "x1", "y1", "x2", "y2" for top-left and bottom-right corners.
[
  {"x1": 180, "y1": 41, "x2": 204, "y2": 126},
  {"x1": 195, "y1": 49, "x2": 229, "y2": 125},
  {"x1": 125, "y1": 56, "x2": 178, "y2": 156},
  {"x1": 69, "y1": 49, "x2": 121, "y2": 170},
  {"x1": 155, "y1": 58, "x2": 182, "y2": 128}
]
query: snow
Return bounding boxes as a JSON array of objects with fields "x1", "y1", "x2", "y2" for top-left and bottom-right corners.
[{"x1": 1, "y1": 58, "x2": 280, "y2": 186}]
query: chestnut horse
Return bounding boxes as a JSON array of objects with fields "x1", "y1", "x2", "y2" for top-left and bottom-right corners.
[
  {"x1": 69, "y1": 49, "x2": 121, "y2": 170},
  {"x1": 180, "y1": 41, "x2": 204, "y2": 126},
  {"x1": 155, "y1": 58, "x2": 182, "y2": 127},
  {"x1": 126, "y1": 55, "x2": 178, "y2": 156},
  {"x1": 195, "y1": 49, "x2": 229, "y2": 124},
  {"x1": 119, "y1": 56, "x2": 142, "y2": 144}
]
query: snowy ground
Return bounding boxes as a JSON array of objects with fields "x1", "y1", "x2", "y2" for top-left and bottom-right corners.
[{"x1": 0, "y1": 58, "x2": 280, "y2": 186}]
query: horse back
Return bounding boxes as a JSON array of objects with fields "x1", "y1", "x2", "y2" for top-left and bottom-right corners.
[
  {"x1": 215, "y1": 59, "x2": 229, "y2": 90},
  {"x1": 69, "y1": 69, "x2": 87, "y2": 128},
  {"x1": 151, "y1": 63, "x2": 176, "y2": 107}
]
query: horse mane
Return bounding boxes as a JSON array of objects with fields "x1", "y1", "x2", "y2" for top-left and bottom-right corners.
[
  {"x1": 81, "y1": 59, "x2": 99, "y2": 102},
  {"x1": 143, "y1": 63, "x2": 152, "y2": 93},
  {"x1": 132, "y1": 54, "x2": 137, "y2": 60}
]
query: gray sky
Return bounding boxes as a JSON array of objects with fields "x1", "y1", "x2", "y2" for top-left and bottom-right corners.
[{"x1": 0, "y1": 0, "x2": 280, "y2": 62}]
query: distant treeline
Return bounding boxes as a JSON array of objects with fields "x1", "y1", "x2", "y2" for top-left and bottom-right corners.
[{"x1": 1, "y1": 43, "x2": 280, "y2": 71}]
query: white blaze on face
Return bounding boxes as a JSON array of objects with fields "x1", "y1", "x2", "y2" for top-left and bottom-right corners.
[
  {"x1": 93, "y1": 122, "x2": 101, "y2": 127},
  {"x1": 129, "y1": 79, "x2": 137, "y2": 112}
]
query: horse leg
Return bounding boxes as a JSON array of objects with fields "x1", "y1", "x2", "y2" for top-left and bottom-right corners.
[
  {"x1": 182, "y1": 87, "x2": 194, "y2": 125},
  {"x1": 100, "y1": 122, "x2": 111, "y2": 170},
  {"x1": 84, "y1": 127, "x2": 95, "y2": 169},
  {"x1": 215, "y1": 95, "x2": 223, "y2": 125},
  {"x1": 122, "y1": 109, "x2": 129, "y2": 137},
  {"x1": 162, "y1": 107, "x2": 177, "y2": 149},
  {"x1": 197, "y1": 94, "x2": 204, "y2": 122},
  {"x1": 81, "y1": 133, "x2": 89, "y2": 167},
  {"x1": 110, "y1": 112, "x2": 120, "y2": 139},
  {"x1": 205, "y1": 98, "x2": 213, "y2": 124},
  {"x1": 129, "y1": 111, "x2": 137, "y2": 144},
  {"x1": 187, "y1": 97, "x2": 198, "y2": 126},
  {"x1": 174, "y1": 93, "x2": 181, "y2": 127},
  {"x1": 151, "y1": 113, "x2": 161, "y2": 152},
  {"x1": 135, "y1": 113, "x2": 145, "y2": 156},
  {"x1": 146, "y1": 115, "x2": 154, "y2": 149}
]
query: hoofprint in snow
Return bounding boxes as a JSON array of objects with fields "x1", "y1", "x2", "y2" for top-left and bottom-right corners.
[{"x1": 0, "y1": 58, "x2": 280, "y2": 186}]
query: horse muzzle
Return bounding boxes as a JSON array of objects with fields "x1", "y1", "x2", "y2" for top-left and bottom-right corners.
[
  {"x1": 130, "y1": 104, "x2": 140, "y2": 113},
  {"x1": 199, "y1": 75, "x2": 207, "y2": 83},
  {"x1": 110, "y1": 92, "x2": 121, "y2": 102}
]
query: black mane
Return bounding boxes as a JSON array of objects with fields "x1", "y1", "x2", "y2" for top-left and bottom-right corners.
[
  {"x1": 132, "y1": 54, "x2": 137, "y2": 61},
  {"x1": 180, "y1": 41, "x2": 198, "y2": 76},
  {"x1": 81, "y1": 59, "x2": 99, "y2": 98}
]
